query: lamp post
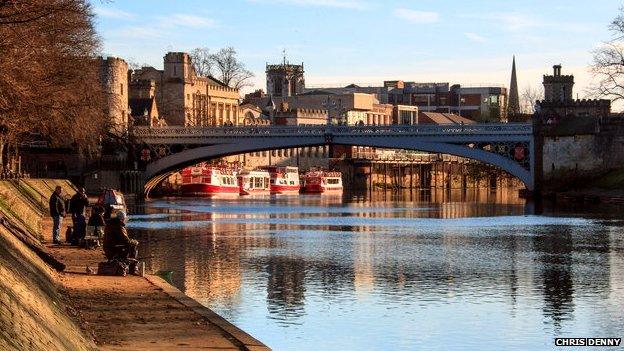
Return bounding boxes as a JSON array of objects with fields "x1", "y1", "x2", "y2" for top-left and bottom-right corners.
[
  {"x1": 458, "y1": 95, "x2": 465, "y2": 117},
  {"x1": 322, "y1": 96, "x2": 345, "y2": 162}
]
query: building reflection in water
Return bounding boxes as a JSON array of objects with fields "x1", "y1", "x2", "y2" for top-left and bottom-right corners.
[
  {"x1": 130, "y1": 188, "x2": 624, "y2": 349},
  {"x1": 265, "y1": 255, "x2": 307, "y2": 321}
]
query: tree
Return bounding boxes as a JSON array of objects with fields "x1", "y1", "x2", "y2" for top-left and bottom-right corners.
[
  {"x1": 190, "y1": 47, "x2": 213, "y2": 77},
  {"x1": 0, "y1": 0, "x2": 106, "y2": 171},
  {"x1": 590, "y1": 8, "x2": 624, "y2": 103},
  {"x1": 209, "y1": 47, "x2": 254, "y2": 89},
  {"x1": 520, "y1": 85, "x2": 544, "y2": 114}
]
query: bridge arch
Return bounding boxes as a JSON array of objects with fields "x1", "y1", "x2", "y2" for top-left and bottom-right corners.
[{"x1": 142, "y1": 134, "x2": 533, "y2": 196}]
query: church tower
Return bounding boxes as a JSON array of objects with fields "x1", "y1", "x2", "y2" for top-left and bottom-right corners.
[
  {"x1": 508, "y1": 56, "x2": 520, "y2": 117},
  {"x1": 266, "y1": 55, "x2": 305, "y2": 97}
]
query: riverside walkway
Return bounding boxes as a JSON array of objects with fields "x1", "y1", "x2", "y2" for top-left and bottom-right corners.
[{"x1": 44, "y1": 219, "x2": 269, "y2": 351}]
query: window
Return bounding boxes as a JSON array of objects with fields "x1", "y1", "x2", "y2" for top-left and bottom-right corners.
[{"x1": 120, "y1": 83, "x2": 123, "y2": 95}]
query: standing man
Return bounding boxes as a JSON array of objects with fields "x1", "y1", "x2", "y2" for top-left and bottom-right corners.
[
  {"x1": 69, "y1": 187, "x2": 89, "y2": 245},
  {"x1": 49, "y1": 186, "x2": 65, "y2": 245}
]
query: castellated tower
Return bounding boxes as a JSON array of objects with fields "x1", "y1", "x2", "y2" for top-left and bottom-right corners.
[
  {"x1": 97, "y1": 56, "x2": 129, "y2": 135},
  {"x1": 164, "y1": 52, "x2": 194, "y2": 82},
  {"x1": 162, "y1": 52, "x2": 195, "y2": 125},
  {"x1": 543, "y1": 65, "x2": 574, "y2": 102},
  {"x1": 266, "y1": 60, "x2": 305, "y2": 98}
]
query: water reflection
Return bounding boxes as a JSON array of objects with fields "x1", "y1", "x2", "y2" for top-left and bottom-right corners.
[{"x1": 130, "y1": 189, "x2": 624, "y2": 351}]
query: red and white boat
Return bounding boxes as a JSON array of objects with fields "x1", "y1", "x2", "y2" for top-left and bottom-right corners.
[
  {"x1": 238, "y1": 170, "x2": 271, "y2": 195},
  {"x1": 180, "y1": 165, "x2": 239, "y2": 196},
  {"x1": 262, "y1": 166, "x2": 300, "y2": 194},
  {"x1": 302, "y1": 170, "x2": 343, "y2": 193}
]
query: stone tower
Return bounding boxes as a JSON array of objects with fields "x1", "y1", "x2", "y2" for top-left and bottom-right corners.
[
  {"x1": 162, "y1": 52, "x2": 195, "y2": 125},
  {"x1": 266, "y1": 58, "x2": 305, "y2": 98},
  {"x1": 508, "y1": 56, "x2": 520, "y2": 116},
  {"x1": 543, "y1": 64, "x2": 574, "y2": 102},
  {"x1": 97, "y1": 56, "x2": 129, "y2": 135},
  {"x1": 163, "y1": 52, "x2": 194, "y2": 82}
]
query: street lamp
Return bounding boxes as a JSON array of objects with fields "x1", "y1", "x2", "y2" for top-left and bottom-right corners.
[{"x1": 458, "y1": 95, "x2": 466, "y2": 117}]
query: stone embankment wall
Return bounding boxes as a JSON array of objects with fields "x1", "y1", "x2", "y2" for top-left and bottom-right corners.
[
  {"x1": 542, "y1": 126, "x2": 624, "y2": 189},
  {"x1": 0, "y1": 179, "x2": 95, "y2": 351}
]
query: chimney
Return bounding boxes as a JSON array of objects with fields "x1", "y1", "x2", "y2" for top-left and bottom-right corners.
[{"x1": 553, "y1": 65, "x2": 562, "y2": 76}]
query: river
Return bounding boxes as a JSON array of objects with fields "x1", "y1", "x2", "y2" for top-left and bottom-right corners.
[{"x1": 128, "y1": 188, "x2": 624, "y2": 351}]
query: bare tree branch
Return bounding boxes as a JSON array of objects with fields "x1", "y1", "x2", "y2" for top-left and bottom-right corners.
[
  {"x1": 209, "y1": 47, "x2": 254, "y2": 89},
  {"x1": 590, "y1": 8, "x2": 624, "y2": 105},
  {"x1": 520, "y1": 85, "x2": 543, "y2": 114},
  {"x1": 190, "y1": 47, "x2": 213, "y2": 77}
]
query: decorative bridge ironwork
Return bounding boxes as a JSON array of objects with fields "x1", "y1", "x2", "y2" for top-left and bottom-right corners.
[{"x1": 131, "y1": 123, "x2": 535, "y2": 194}]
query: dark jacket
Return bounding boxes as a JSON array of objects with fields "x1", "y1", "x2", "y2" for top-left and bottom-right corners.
[
  {"x1": 69, "y1": 193, "x2": 89, "y2": 216},
  {"x1": 87, "y1": 210, "x2": 105, "y2": 227},
  {"x1": 103, "y1": 218, "x2": 131, "y2": 259},
  {"x1": 49, "y1": 192, "x2": 65, "y2": 217}
]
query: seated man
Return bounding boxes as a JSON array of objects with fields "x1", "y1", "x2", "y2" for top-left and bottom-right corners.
[{"x1": 103, "y1": 211, "x2": 138, "y2": 261}]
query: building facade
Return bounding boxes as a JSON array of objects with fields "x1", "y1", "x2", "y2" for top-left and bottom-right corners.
[{"x1": 130, "y1": 52, "x2": 240, "y2": 127}]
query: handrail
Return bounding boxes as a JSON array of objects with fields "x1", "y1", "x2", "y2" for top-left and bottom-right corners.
[{"x1": 132, "y1": 123, "x2": 533, "y2": 139}]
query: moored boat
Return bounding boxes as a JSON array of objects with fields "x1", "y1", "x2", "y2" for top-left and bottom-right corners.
[
  {"x1": 302, "y1": 170, "x2": 343, "y2": 193},
  {"x1": 238, "y1": 170, "x2": 271, "y2": 195},
  {"x1": 180, "y1": 165, "x2": 239, "y2": 196},
  {"x1": 262, "y1": 166, "x2": 300, "y2": 194}
]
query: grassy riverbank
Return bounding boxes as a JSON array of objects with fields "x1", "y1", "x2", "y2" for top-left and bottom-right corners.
[{"x1": 0, "y1": 179, "x2": 269, "y2": 351}]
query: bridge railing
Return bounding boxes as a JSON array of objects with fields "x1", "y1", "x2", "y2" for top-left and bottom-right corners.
[{"x1": 131, "y1": 123, "x2": 533, "y2": 138}]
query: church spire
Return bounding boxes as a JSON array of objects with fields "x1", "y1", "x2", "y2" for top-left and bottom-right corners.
[{"x1": 508, "y1": 55, "x2": 520, "y2": 118}]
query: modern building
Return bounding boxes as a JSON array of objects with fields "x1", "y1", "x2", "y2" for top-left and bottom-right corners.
[
  {"x1": 303, "y1": 79, "x2": 507, "y2": 122},
  {"x1": 449, "y1": 85, "x2": 508, "y2": 122},
  {"x1": 394, "y1": 105, "x2": 419, "y2": 125}
]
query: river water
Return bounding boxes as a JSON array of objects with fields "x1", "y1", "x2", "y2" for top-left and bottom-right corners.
[{"x1": 128, "y1": 188, "x2": 624, "y2": 351}]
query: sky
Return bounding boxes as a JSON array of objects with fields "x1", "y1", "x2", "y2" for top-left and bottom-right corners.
[{"x1": 92, "y1": 0, "x2": 621, "y2": 100}]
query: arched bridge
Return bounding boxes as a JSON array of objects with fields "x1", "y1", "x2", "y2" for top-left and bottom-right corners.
[{"x1": 132, "y1": 123, "x2": 535, "y2": 195}]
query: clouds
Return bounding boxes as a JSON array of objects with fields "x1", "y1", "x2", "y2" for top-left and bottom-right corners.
[
  {"x1": 93, "y1": 7, "x2": 135, "y2": 21},
  {"x1": 393, "y1": 8, "x2": 439, "y2": 23},
  {"x1": 461, "y1": 12, "x2": 591, "y2": 33},
  {"x1": 247, "y1": 0, "x2": 369, "y2": 10},
  {"x1": 465, "y1": 32, "x2": 487, "y2": 43},
  {"x1": 101, "y1": 8, "x2": 218, "y2": 40},
  {"x1": 159, "y1": 14, "x2": 217, "y2": 29}
]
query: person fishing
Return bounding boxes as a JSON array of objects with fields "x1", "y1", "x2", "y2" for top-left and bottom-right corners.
[{"x1": 103, "y1": 211, "x2": 138, "y2": 261}]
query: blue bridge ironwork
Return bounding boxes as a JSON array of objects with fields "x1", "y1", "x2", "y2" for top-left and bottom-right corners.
[{"x1": 132, "y1": 123, "x2": 535, "y2": 195}]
